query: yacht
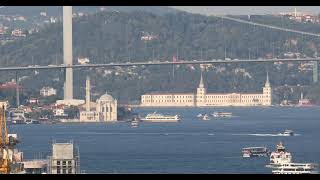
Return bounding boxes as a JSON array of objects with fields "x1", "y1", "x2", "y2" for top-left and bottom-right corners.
[
  {"x1": 141, "y1": 112, "x2": 180, "y2": 122},
  {"x1": 272, "y1": 163, "x2": 318, "y2": 174},
  {"x1": 212, "y1": 112, "x2": 233, "y2": 118},
  {"x1": 242, "y1": 147, "x2": 270, "y2": 158},
  {"x1": 278, "y1": 129, "x2": 294, "y2": 136},
  {"x1": 202, "y1": 114, "x2": 210, "y2": 120},
  {"x1": 268, "y1": 142, "x2": 292, "y2": 167}
]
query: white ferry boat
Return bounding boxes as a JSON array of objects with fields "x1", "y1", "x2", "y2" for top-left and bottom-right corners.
[
  {"x1": 141, "y1": 112, "x2": 180, "y2": 122},
  {"x1": 202, "y1": 114, "x2": 210, "y2": 121},
  {"x1": 242, "y1": 147, "x2": 270, "y2": 158},
  {"x1": 278, "y1": 129, "x2": 294, "y2": 136},
  {"x1": 272, "y1": 163, "x2": 318, "y2": 174},
  {"x1": 268, "y1": 142, "x2": 292, "y2": 167},
  {"x1": 212, "y1": 112, "x2": 232, "y2": 118}
]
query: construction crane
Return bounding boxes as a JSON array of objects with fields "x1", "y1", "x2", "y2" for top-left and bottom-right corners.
[
  {"x1": 0, "y1": 105, "x2": 10, "y2": 174},
  {"x1": 0, "y1": 105, "x2": 21, "y2": 174}
]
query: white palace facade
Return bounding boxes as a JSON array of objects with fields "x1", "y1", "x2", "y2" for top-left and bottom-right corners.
[{"x1": 140, "y1": 72, "x2": 272, "y2": 107}]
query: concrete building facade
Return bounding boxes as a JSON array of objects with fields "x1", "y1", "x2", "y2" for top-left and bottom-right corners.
[{"x1": 47, "y1": 142, "x2": 80, "y2": 174}]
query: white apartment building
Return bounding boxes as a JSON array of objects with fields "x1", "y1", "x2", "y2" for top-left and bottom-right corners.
[{"x1": 40, "y1": 87, "x2": 57, "y2": 97}]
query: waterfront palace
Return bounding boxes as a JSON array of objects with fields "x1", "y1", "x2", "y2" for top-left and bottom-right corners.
[{"x1": 140, "y1": 72, "x2": 272, "y2": 107}]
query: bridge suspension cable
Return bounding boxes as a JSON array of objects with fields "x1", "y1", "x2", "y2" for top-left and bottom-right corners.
[{"x1": 212, "y1": 15, "x2": 320, "y2": 38}]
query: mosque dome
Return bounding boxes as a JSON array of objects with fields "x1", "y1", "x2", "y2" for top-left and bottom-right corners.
[{"x1": 98, "y1": 91, "x2": 114, "y2": 102}]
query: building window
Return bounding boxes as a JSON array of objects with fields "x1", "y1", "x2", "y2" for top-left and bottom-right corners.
[
  {"x1": 62, "y1": 161, "x2": 66, "y2": 165},
  {"x1": 62, "y1": 169, "x2": 67, "y2": 174},
  {"x1": 57, "y1": 161, "x2": 61, "y2": 165}
]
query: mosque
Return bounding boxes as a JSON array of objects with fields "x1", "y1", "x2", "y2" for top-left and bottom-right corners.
[{"x1": 79, "y1": 76, "x2": 117, "y2": 122}]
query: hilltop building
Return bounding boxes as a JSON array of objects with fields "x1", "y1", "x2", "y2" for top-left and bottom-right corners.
[{"x1": 141, "y1": 72, "x2": 272, "y2": 107}]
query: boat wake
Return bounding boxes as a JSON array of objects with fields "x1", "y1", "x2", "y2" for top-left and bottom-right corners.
[
  {"x1": 232, "y1": 133, "x2": 301, "y2": 137},
  {"x1": 56, "y1": 132, "x2": 215, "y2": 136}
]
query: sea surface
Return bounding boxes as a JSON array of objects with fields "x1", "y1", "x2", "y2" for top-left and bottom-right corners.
[{"x1": 9, "y1": 107, "x2": 320, "y2": 174}]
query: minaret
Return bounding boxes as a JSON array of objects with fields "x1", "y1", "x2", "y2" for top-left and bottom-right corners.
[
  {"x1": 63, "y1": 6, "x2": 73, "y2": 100},
  {"x1": 85, "y1": 76, "x2": 91, "y2": 111}
]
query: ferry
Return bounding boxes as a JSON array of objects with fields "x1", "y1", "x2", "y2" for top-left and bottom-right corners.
[
  {"x1": 141, "y1": 112, "x2": 180, "y2": 122},
  {"x1": 202, "y1": 114, "x2": 210, "y2": 120},
  {"x1": 272, "y1": 163, "x2": 318, "y2": 174},
  {"x1": 268, "y1": 142, "x2": 292, "y2": 167},
  {"x1": 212, "y1": 112, "x2": 233, "y2": 118},
  {"x1": 242, "y1": 147, "x2": 270, "y2": 158},
  {"x1": 278, "y1": 129, "x2": 294, "y2": 136}
]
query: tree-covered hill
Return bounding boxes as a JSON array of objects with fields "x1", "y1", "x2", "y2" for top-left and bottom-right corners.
[{"x1": 1, "y1": 10, "x2": 320, "y2": 105}]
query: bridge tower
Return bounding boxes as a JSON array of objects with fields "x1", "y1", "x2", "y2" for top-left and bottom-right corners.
[
  {"x1": 63, "y1": 6, "x2": 73, "y2": 100},
  {"x1": 313, "y1": 61, "x2": 318, "y2": 83}
]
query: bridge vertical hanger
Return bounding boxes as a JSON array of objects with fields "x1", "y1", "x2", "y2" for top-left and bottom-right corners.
[{"x1": 15, "y1": 71, "x2": 19, "y2": 108}]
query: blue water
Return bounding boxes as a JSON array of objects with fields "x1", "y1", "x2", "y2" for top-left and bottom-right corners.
[{"x1": 9, "y1": 107, "x2": 320, "y2": 174}]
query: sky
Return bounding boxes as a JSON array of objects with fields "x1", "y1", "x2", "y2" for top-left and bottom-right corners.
[{"x1": 171, "y1": 6, "x2": 320, "y2": 15}]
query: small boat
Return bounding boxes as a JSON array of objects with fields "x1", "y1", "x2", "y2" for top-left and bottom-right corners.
[
  {"x1": 278, "y1": 129, "x2": 294, "y2": 136},
  {"x1": 131, "y1": 120, "x2": 139, "y2": 127},
  {"x1": 202, "y1": 114, "x2": 210, "y2": 120},
  {"x1": 130, "y1": 117, "x2": 140, "y2": 127},
  {"x1": 197, "y1": 113, "x2": 203, "y2": 118},
  {"x1": 212, "y1": 112, "x2": 233, "y2": 118},
  {"x1": 242, "y1": 147, "x2": 270, "y2": 158}
]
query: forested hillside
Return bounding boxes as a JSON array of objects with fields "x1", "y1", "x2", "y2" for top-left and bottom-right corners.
[{"x1": 1, "y1": 10, "x2": 320, "y2": 105}]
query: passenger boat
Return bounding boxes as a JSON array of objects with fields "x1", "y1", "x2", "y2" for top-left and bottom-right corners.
[
  {"x1": 242, "y1": 147, "x2": 270, "y2": 158},
  {"x1": 268, "y1": 142, "x2": 292, "y2": 166},
  {"x1": 278, "y1": 129, "x2": 294, "y2": 136},
  {"x1": 272, "y1": 163, "x2": 318, "y2": 174},
  {"x1": 212, "y1": 112, "x2": 232, "y2": 118},
  {"x1": 140, "y1": 112, "x2": 180, "y2": 122}
]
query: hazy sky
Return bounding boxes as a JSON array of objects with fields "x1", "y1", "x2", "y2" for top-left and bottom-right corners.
[{"x1": 171, "y1": 6, "x2": 320, "y2": 15}]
